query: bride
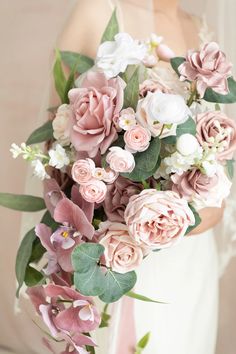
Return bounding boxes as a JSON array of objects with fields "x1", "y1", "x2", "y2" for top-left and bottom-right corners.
[{"x1": 56, "y1": 1, "x2": 230, "y2": 354}]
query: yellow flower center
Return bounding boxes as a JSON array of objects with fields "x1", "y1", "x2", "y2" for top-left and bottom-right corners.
[{"x1": 62, "y1": 231, "x2": 69, "y2": 238}]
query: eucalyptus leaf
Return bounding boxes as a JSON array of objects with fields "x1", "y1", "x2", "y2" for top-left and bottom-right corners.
[
  {"x1": 123, "y1": 67, "x2": 139, "y2": 110},
  {"x1": 162, "y1": 135, "x2": 177, "y2": 145},
  {"x1": 24, "y1": 266, "x2": 44, "y2": 287},
  {"x1": 170, "y1": 57, "x2": 185, "y2": 76},
  {"x1": 0, "y1": 193, "x2": 46, "y2": 212},
  {"x1": 99, "y1": 270, "x2": 137, "y2": 303},
  {"x1": 60, "y1": 51, "x2": 94, "y2": 74},
  {"x1": 204, "y1": 77, "x2": 236, "y2": 104},
  {"x1": 126, "y1": 291, "x2": 166, "y2": 304},
  {"x1": 53, "y1": 49, "x2": 67, "y2": 102},
  {"x1": 15, "y1": 228, "x2": 36, "y2": 297},
  {"x1": 101, "y1": 9, "x2": 119, "y2": 43},
  {"x1": 176, "y1": 117, "x2": 196, "y2": 137},
  {"x1": 122, "y1": 137, "x2": 161, "y2": 182},
  {"x1": 226, "y1": 159, "x2": 235, "y2": 179},
  {"x1": 186, "y1": 204, "x2": 202, "y2": 235},
  {"x1": 26, "y1": 120, "x2": 53, "y2": 145},
  {"x1": 72, "y1": 243, "x2": 106, "y2": 296}
]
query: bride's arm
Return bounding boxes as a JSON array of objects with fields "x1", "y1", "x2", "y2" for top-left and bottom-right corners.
[{"x1": 189, "y1": 203, "x2": 225, "y2": 235}]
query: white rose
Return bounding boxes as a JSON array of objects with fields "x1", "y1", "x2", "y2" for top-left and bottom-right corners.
[
  {"x1": 176, "y1": 134, "x2": 200, "y2": 156},
  {"x1": 95, "y1": 33, "x2": 147, "y2": 79},
  {"x1": 52, "y1": 104, "x2": 71, "y2": 146},
  {"x1": 136, "y1": 92, "x2": 191, "y2": 137}
]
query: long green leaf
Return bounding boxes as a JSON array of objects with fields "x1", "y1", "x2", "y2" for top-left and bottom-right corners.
[
  {"x1": 0, "y1": 193, "x2": 46, "y2": 212},
  {"x1": 123, "y1": 67, "x2": 139, "y2": 110},
  {"x1": 26, "y1": 120, "x2": 53, "y2": 145},
  {"x1": 61, "y1": 51, "x2": 94, "y2": 74},
  {"x1": 126, "y1": 291, "x2": 166, "y2": 304},
  {"x1": 101, "y1": 9, "x2": 119, "y2": 43},
  {"x1": 53, "y1": 49, "x2": 67, "y2": 102},
  {"x1": 204, "y1": 77, "x2": 236, "y2": 104},
  {"x1": 15, "y1": 228, "x2": 36, "y2": 297},
  {"x1": 170, "y1": 57, "x2": 185, "y2": 76},
  {"x1": 24, "y1": 266, "x2": 44, "y2": 287}
]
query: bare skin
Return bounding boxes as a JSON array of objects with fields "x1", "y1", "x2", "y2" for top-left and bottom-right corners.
[{"x1": 57, "y1": 0, "x2": 225, "y2": 235}]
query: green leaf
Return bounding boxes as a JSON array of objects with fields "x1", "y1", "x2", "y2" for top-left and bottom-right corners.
[
  {"x1": 26, "y1": 120, "x2": 53, "y2": 145},
  {"x1": 137, "y1": 332, "x2": 151, "y2": 349},
  {"x1": 100, "y1": 304, "x2": 111, "y2": 328},
  {"x1": 126, "y1": 291, "x2": 166, "y2": 304},
  {"x1": 41, "y1": 210, "x2": 59, "y2": 231},
  {"x1": 170, "y1": 57, "x2": 185, "y2": 76},
  {"x1": 123, "y1": 67, "x2": 139, "y2": 110},
  {"x1": 29, "y1": 239, "x2": 45, "y2": 264},
  {"x1": 24, "y1": 266, "x2": 44, "y2": 287},
  {"x1": 72, "y1": 243, "x2": 106, "y2": 296},
  {"x1": 226, "y1": 159, "x2": 235, "y2": 179},
  {"x1": 122, "y1": 137, "x2": 161, "y2": 182},
  {"x1": 53, "y1": 49, "x2": 67, "y2": 102},
  {"x1": 162, "y1": 135, "x2": 177, "y2": 145},
  {"x1": 204, "y1": 77, "x2": 236, "y2": 104},
  {"x1": 176, "y1": 117, "x2": 196, "y2": 137},
  {"x1": 15, "y1": 228, "x2": 36, "y2": 297},
  {"x1": 101, "y1": 9, "x2": 119, "y2": 43},
  {"x1": 99, "y1": 270, "x2": 137, "y2": 303},
  {"x1": 0, "y1": 193, "x2": 46, "y2": 212},
  {"x1": 186, "y1": 204, "x2": 202, "y2": 235},
  {"x1": 60, "y1": 51, "x2": 94, "y2": 74}
]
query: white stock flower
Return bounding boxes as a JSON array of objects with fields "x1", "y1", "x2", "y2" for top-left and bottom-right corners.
[
  {"x1": 49, "y1": 144, "x2": 70, "y2": 169},
  {"x1": 31, "y1": 159, "x2": 49, "y2": 180},
  {"x1": 136, "y1": 92, "x2": 191, "y2": 136},
  {"x1": 52, "y1": 104, "x2": 71, "y2": 146},
  {"x1": 96, "y1": 33, "x2": 147, "y2": 78},
  {"x1": 164, "y1": 148, "x2": 203, "y2": 175}
]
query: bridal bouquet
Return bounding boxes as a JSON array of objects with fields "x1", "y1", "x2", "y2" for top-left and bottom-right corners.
[{"x1": 2, "y1": 10, "x2": 236, "y2": 354}]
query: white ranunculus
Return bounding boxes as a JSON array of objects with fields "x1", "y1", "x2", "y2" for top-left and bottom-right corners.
[
  {"x1": 176, "y1": 134, "x2": 200, "y2": 156},
  {"x1": 95, "y1": 33, "x2": 147, "y2": 79},
  {"x1": 136, "y1": 92, "x2": 191, "y2": 136}
]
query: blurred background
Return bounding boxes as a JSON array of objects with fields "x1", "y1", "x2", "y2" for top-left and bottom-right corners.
[{"x1": 0, "y1": 1, "x2": 235, "y2": 353}]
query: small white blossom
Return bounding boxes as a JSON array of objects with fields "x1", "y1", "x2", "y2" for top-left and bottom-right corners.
[
  {"x1": 10, "y1": 143, "x2": 22, "y2": 158},
  {"x1": 118, "y1": 108, "x2": 137, "y2": 131},
  {"x1": 164, "y1": 148, "x2": 203, "y2": 175},
  {"x1": 31, "y1": 159, "x2": 49, "y2": 180},
  {"x1": 49, "y1": 144, "x2": 70, "y2": 169}
]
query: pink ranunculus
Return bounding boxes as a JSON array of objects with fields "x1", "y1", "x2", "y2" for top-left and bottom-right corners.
[
  {"x1": 124, "y1": 189, "x2": 195, "y2": 249},
  {"x1": 179, "y1": 42, "x2": 232, "y2": 97},
  {"x1": 27, "y1": 285, "x2": 100, "y2": 354},
  {"x1": 71, "y1": 158, "x2": 95, "y2": 185},
  {"x1": 139, "y1": 79, "x2": 171, "y2": 98},
  {"x1": 106, "y1": 146, "x2": 135, "y2": 173},
  {"x1": 124, "y1": 125, "x2": 151, "y2": 153},
  {"x1": 69, "y1": 71, "x2": 125, "y2": 157},
  {"x1": 172, "y1": 165, "x2": 231, "y2": 209},
  {"x1": 196, "y1": 110, "x2": 236, "y2": 160},
  {"x1": 102, "y1": 167, "x2": 119, "y2": 184},
  {"x1": 103, "y1": 176, "x2": 143, "y2": 222},
  {"x1": 79, "y1": 179, "x2": 107, "y2": 203},
  {"x1": 97, "y1": 221, "x2": 145, "y2": 273}
]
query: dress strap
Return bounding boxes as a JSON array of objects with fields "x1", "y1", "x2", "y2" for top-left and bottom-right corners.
[{"x1": 107, "y1": 0, "x2": 125, "y2": 31}]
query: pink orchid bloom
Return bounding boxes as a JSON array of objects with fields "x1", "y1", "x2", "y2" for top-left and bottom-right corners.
[
  {"x1": 27, "y1": 285, "x2": 100, "y2": 354},
  {"x1": 43, "y1": 178, "x2": 65, "y2": 217}
]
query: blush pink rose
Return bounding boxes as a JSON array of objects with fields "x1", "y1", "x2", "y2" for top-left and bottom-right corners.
[
  {"x1": 71, "y1": 158, "x2": 95, "y2": 185},
  {"x1": 179, "y1": 42, "x2": 232, "y2": 97},
  {"x1": 124, "y1": 189, "x2": 195, "y2": 249},
  {"x1": 196, "y1": 111, "x2": 236, "y2": 160},
  {"x1": 106, "y1": 146, "x2": 135, "y2": 173},
  {"x1": 69, "y1": 71, "x2": 125, "y2": 157},
  {"x1": 79, "y1": 179, "x2": 107, "y2": 203},
  {"x1": 97, "y1": 221, "x2": 145, "y2": 273},
  {"x1": 139, "y1": 79, "x2": 171, "y2": 98},
  {"x1": 103, "y1": 176, "x2": 143, "y2": 222},
  {"x1": 124, "y1": 125, "x2": 151, "y2": 153}
]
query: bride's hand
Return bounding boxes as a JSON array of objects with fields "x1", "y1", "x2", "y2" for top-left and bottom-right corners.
[{"x1": 189, "y1": 202, "x2": 225, "y2": 236}]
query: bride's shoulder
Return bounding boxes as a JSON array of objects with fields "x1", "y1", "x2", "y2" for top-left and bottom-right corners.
[{"x1": 58, "y1": 0, "x2": 113, "y2": 58}]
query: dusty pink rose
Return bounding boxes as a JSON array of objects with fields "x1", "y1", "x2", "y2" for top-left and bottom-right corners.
[
  {"x1": 106, "y1": 146, "x2": 135, "y2": 173},
  {"x1": 124, "y1": 125, "x2": 151, "y2": 153},
  {"x1": 71, "y1": 158, "x2": 95, "y2": 185},
  {"x1": 103, "y1": 176, "x2": 143, "y2": 222},
  {"x1": 179, "y1": 42, "x2": 232, "y2": 97},
  {"x1": 196, "y1": 111, "x2": 236, "y2": 160},
  {"x1": 69, "y1": 71, "x2": 125, "y2": 157},
  {"x1": 124, "y1": 189, "x2": 195, "y2": 249},
  {"x1": 139, "y1": 79, "x2": 170, "y2": 97},
  {"x1": 156, "y1": 44, "x2": 175, "y2": 62},
  {"x1": 79, "y1": 179, "x2": 107, "y2": 203},
  {"x1": 97, "y1": 221, "x2": 145, "y2": 273}
]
